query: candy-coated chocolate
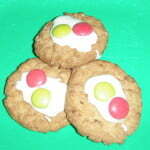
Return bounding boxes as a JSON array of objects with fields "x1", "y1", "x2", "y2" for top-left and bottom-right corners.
[
  {"x1": 109, "y1": 97, "x2": 129, "y2": 119},
  {"x1": 31, "y1": 88, "x2": 51, "y2": 108},
  {"x1": 26, "y1": 69, "x2": 46, "y2": 87},
  {"x1": 73, "y1": 22, "x2": 93, "y2": 36},
  {"x1": 94, "y1": 82, "x2": 115, "y2": 101},
  {"x1": 52, "y1": 24, "x2": 71, "y2": 38}
]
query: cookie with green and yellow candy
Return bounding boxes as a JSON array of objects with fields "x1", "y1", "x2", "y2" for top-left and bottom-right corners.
[
  {"x1": 65, "y1": 60, "x2": 142, "y2": 144},
  {"x1": 5, "y1": 58, "x2": 71, "y2": 132},
  {"x1": 34, "y1": 12, "x2": 108, "y2": 68}
]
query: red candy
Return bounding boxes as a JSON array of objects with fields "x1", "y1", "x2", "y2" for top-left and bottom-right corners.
[
  {"x1": 73, "y1": 22, "x2": 93, "y2": 36},
  {"x1": 109, "y1": 97, "x2": 129, "y2": 119},
  {"x1": 26, "y1": 69, "x2": 46, "y2": 87}
]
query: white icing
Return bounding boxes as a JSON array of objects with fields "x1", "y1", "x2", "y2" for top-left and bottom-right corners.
[
  {"x1": 121, "y1": 124, "x2": 128, "y2": 131},
  {"x1": 16, "y1": 72, "x2": 67, "y2": 117},
  {"x1": 95, "y1": 50, "x2": 100, "y2": 59},
  {"x1": 84, "y1": 75, "x2": 127, "y2": 123},
  {"x1": 44, "y1": 116, "x2": 52, "y2": 122},
  {"x1": 50, "y1": 16, "x2": 98, "y2": 52}
]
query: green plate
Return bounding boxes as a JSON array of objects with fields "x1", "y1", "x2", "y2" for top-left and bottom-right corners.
[{"x1": 0, "y1": 0, "x2": 149, "y2": 149}]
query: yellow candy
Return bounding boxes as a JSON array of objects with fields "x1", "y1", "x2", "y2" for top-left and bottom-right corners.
[
  {"x1": 31, "y1": 88, "x2": 51, "y2": 108},
  {"x1": 94, "y1": 82, "x2": 115, "y2": 102},
  {"x1": 52, "y1": 24, "x2": 71, "y2": 38}
]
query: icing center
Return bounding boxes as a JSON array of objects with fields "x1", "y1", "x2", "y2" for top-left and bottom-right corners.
[
  {"x1": 16, "y1": 72, "x2": 67, "y2": 117},
  {"x1": 84, "y1": 75, "x2": 128, "y2": 123},
  {"x1": 50, "y1": 15, "x2": 98, "y2": 52}
]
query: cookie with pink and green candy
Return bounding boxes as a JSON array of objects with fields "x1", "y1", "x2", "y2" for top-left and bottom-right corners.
[
  {"x1": 34, "y1": 12, "x2": 108, "y2": 68},
  {"x1": 66, "y1": 60, "x2": 142, "y2": 144},
  {"x1": 5, "y1": 58, "x2": 71, "y2": 132}
]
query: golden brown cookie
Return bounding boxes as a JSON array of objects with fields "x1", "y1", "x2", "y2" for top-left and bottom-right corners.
[
  {"x1": 34, "y1": 12, "x2": 108, "y2": 68},
  {"x1": 5, "y1": 58, "x2": 71, "y2": 132},
  {"x1": 65, "y1": 60, "x2": 142, "y2": 144}
]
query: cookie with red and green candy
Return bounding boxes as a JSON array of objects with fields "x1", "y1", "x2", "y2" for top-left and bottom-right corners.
[
  {"x1": 5, "y1": 58, "x2": 71, "y2": 132},
  {"x1": 34, "y1": 12, "x2": 108, "y2": 68},
  {"x1": 65, "y1": 60, "x2": 142, "y2": 144}
]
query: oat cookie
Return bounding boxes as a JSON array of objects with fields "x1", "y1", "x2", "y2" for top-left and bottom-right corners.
[
  {"x1": 34, "y1": 13, "x2": 108, "y2": 68},
  {"x1": 66, "y1": 60, "x2": 142, "y2": 144},
  {"x1": 5, "y1": 58, "x2": 71, "y2": 132}
]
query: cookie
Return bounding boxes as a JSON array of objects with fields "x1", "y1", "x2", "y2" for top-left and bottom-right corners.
[
  {"x1": 5, "y1": 58, "x2": 71, "y2": 132},
  {"x1": 34, "y1": 12, "x2": 108, "y2": 68},
  {"x1": 65, "y1": 60, "x2": 142, "y2": 144}
]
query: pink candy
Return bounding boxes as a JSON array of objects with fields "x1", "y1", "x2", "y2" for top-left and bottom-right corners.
[
  {"x1": 109, "y1": 97, "x2": 129, "y2": 119},
  {"x1": 73, "y1": 22, "x2": 93, "y2": 36},
  {"x1": 26, "y1": 69, "x2": 46, "y2": 87}
]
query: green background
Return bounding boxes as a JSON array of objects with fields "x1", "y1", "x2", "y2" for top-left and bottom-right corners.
[{"x1": 0, "y1": 0, "x2": 149, "y2": 149}]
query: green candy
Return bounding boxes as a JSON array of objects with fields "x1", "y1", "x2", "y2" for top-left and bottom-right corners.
[
  {"x1": 31, "y1": 88, "x2": 51, "y2": 108},
  {"x1": 52, "y1": 24, "x2": 71, "y2": 38},
  {"x1": 94, "y1": 82, "x2": 115, "y2": 102}
]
